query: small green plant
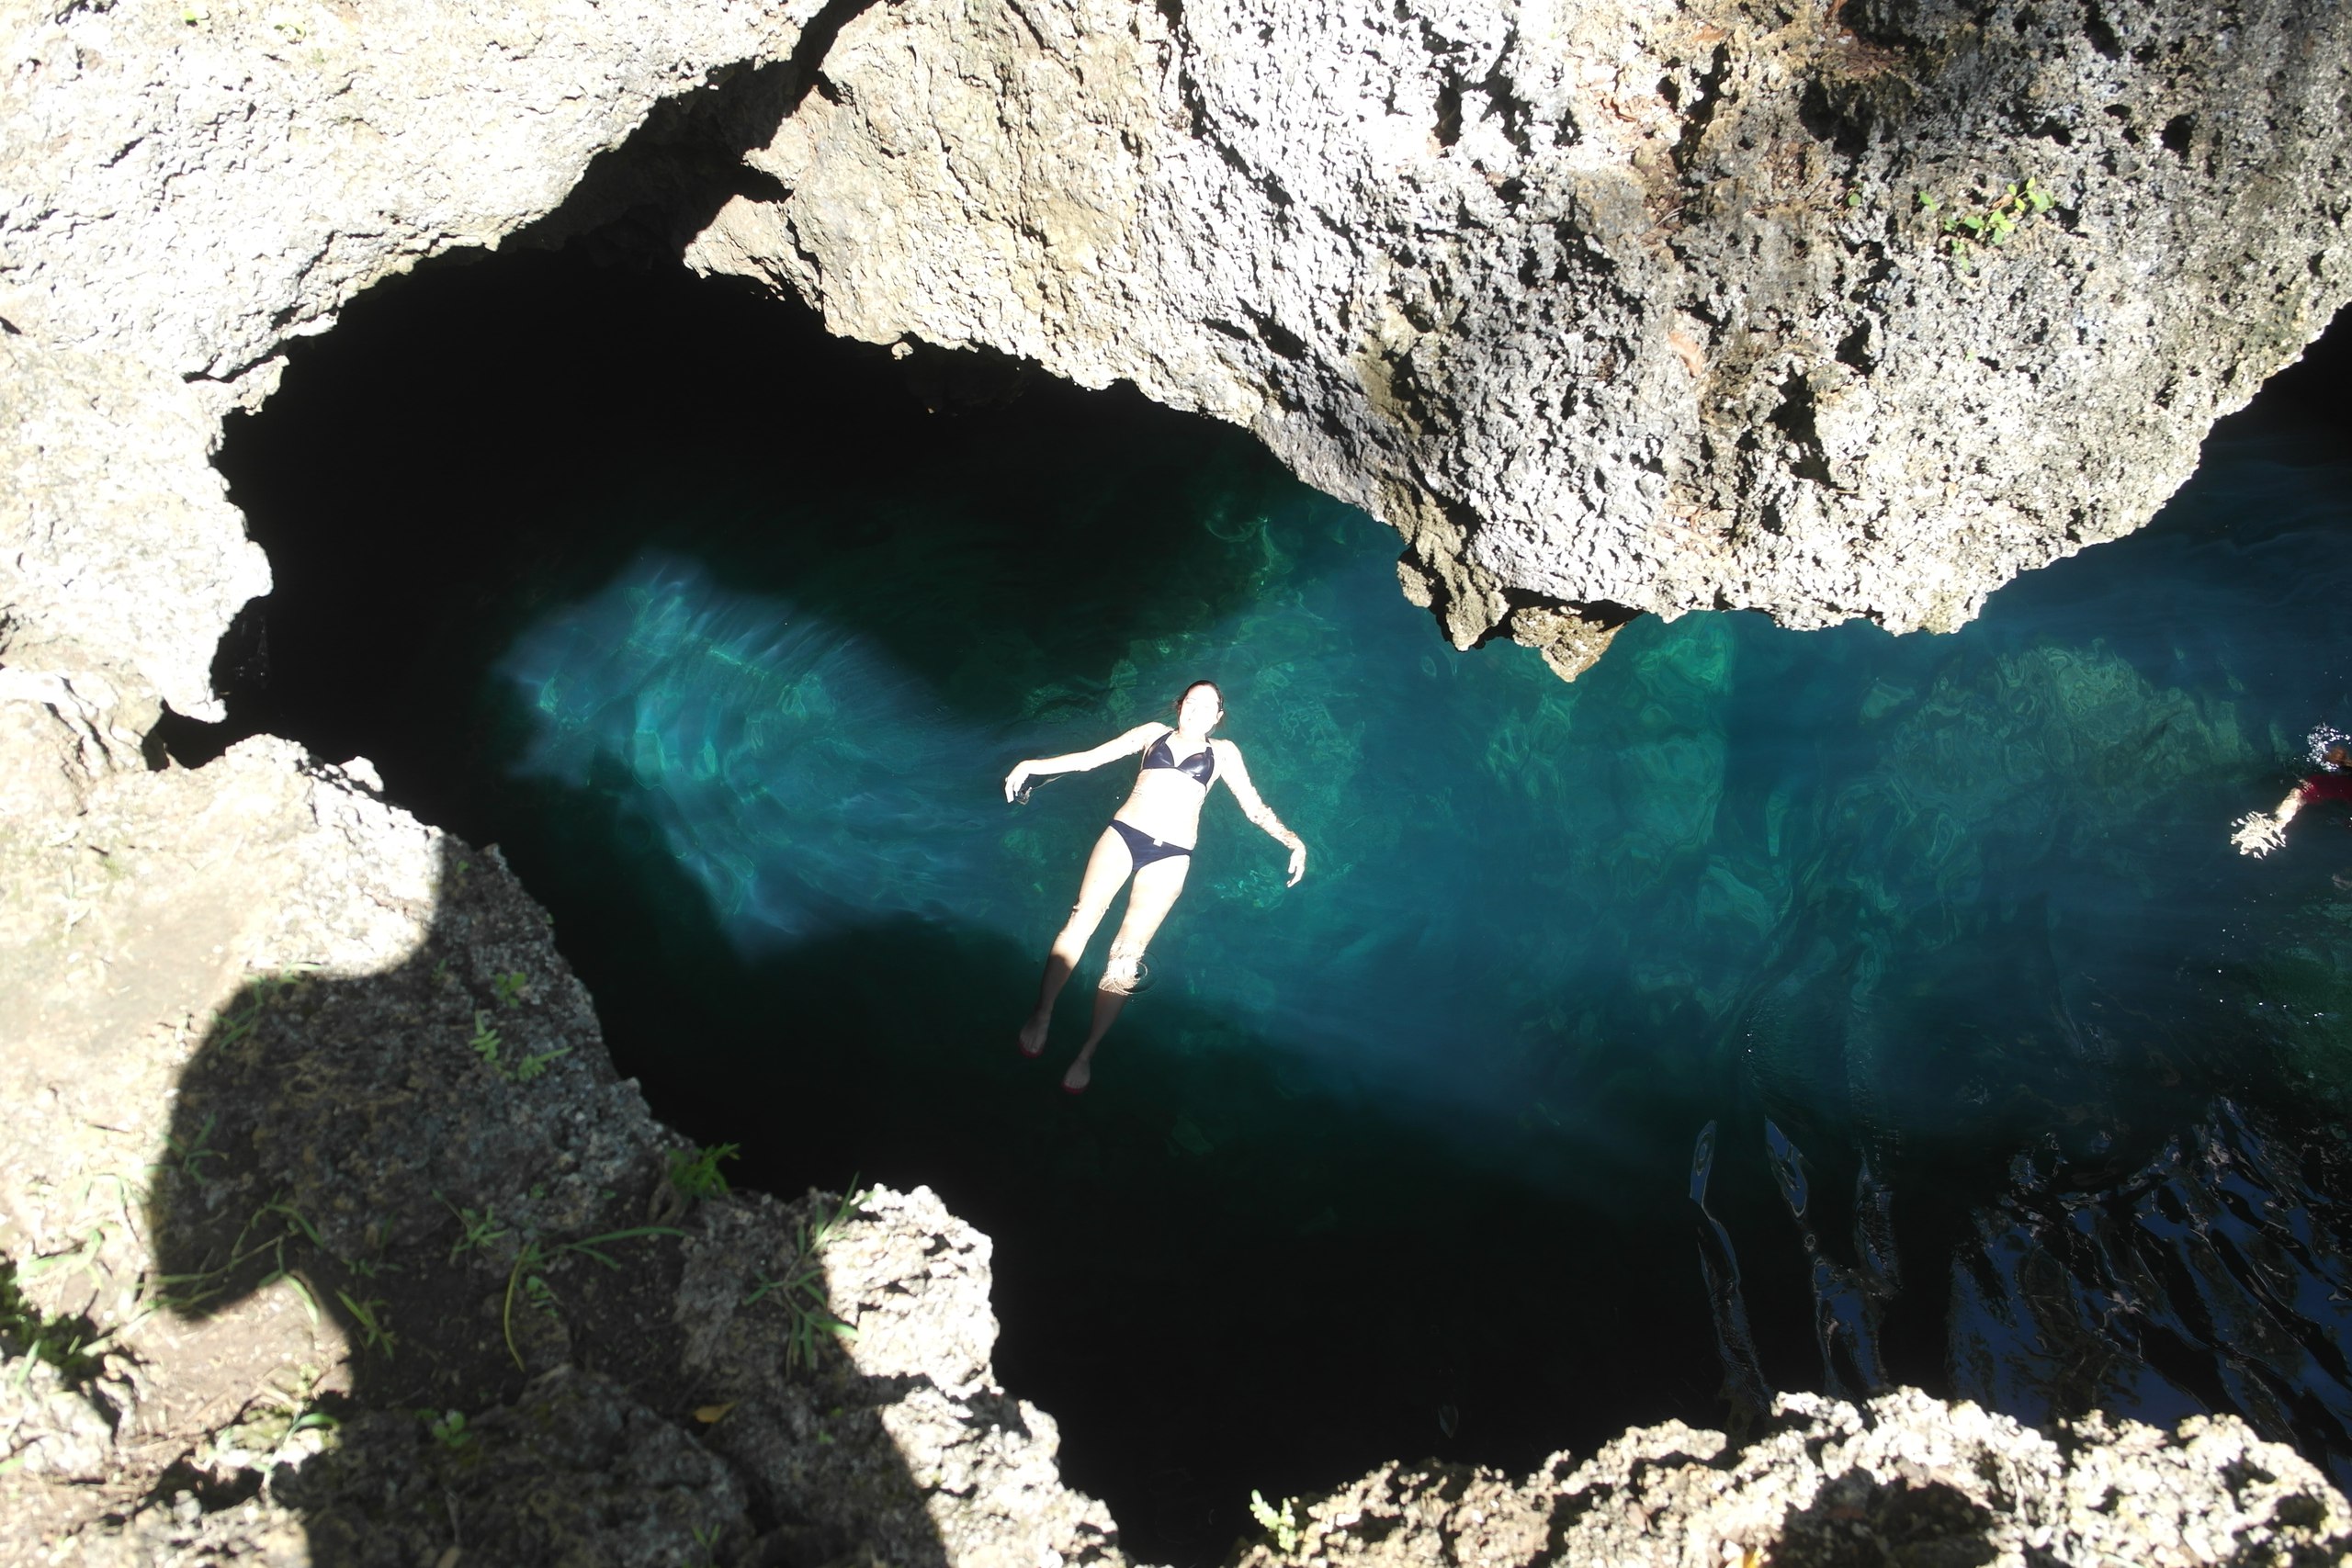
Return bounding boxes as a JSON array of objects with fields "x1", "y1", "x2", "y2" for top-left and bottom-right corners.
[
  {"x1": 334, "y1": 1291, "x2": 395, "y2": 1359},
  {"x1": 0, "y1": 1258, "x2": 107, "y2": 1387},
  {"x1": 469, "y1": 1011, "x2": 504, "y2": 1074},
  {"x1": 420, "y1": 1407, "x2": 474, "y2": 1451},
  {"x1": 492, "y1": 971, "x2": 529, "y2": 1006},
  {"x1": 442, "y1": 1201, "x2": 487, "y2": 1253},
  {"x1": 1250, "y1": 1490, "x2": 1303, "y2": 1554},
  {"x1": 212, "y1": 971, "x2": 307, "y2": 1050},
  {"x1": 148, "y1": 1190, "x2": 324, "y2": 1316},
  {"x1": 440, "y1": 1196, "x2": 510, "y2": 1262},
  {"x1": 513, "y1": 1046, "x2": 571, "y2": 1083},
  {"x1": 471, "y1": 1010, "x2": 565, "y2": 1083},
  {"x1": 226, "y1": 1364, "x2": 337, "y2": 1460},
  {"x1": 162, "y1": 1114, "x2": 227, "y2": 1188},
  {"x1": 1929, "y1": 175, "x2": 2056, "y2": 270},
  {"x1": 667, "y1": 1142, "x2": 740, "y2": 1201},
  {"x1": 741, "y1": 1186, "x2": 868, "y2": 1372},
  {"x1": 499, "y1": 1225, "x2": 685, "y2": 1371}
]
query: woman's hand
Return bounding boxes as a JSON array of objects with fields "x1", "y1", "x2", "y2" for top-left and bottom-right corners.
[
  {"x1": 1285, "y1": 840, "x2": 1307, "y2": 886},
  {"x1": 1003, "y1": 761, "x2": 1035, "y2": 804}
]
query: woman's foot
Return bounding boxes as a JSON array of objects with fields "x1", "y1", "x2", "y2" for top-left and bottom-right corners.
[
  {"x1": 1018, "y1": 1013, "x2": 1050, "y2": 1057},
  {"x1": 1061, "y1": 1056, "x2": 1092, "y2": 1093}
]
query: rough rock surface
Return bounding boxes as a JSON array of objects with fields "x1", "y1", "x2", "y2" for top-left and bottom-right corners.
[
  {"x1": 0, "y1": 723, "x2": 1123, "y2": 1565},
  {"x1": 8, "y1": 0, "x2": 2350, "y2": 722},
  {"x1": 1234, "y1": 1389, "x2": 2352, "y2": 1568},
  {"x1": 686, "y1": 0, "x2": 2352, "y2": 665},
  {"x1": 6, "y1": 0, "x2": 2352, "y2": 1562},
  {"x1": 2, "y1": 0, "x2": 812, "y2": 720}
]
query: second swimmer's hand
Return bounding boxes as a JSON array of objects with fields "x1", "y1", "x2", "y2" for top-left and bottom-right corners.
[
  {"x1": 2233, "y1": 811, "x2": 2286, "y2": 857},
  {"x1": 1003, "y1": 762, "x2": 1034, "y2": 805},
  {"x1": 1285, "y1": 842, "x2": 1307, "y2": 886}
]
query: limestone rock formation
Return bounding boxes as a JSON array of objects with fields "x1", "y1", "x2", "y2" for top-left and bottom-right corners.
[
  {"x1": 3, "y1": 0, "x2": 809, "y2": 721},
  {"x1": 6, "y1": 0, "x2": 2352, "y2": 1561},
  {"x1": 684, "y1": 0, "x2": 2352, "y2": 668},
  {"x1": 9, "y1": 0, "x2": 2349, "y2": 722},
  {"x1": 1233, "y1": 1389, "x2": 2352, "y2": 1568}
]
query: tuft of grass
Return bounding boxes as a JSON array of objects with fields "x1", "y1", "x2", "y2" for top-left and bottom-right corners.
[
  {"x1": 500, "y1": 1225, "x2": 685, "y2": 1371},
  {"x1": 334, "y1": 1291, "x2": 395, "y2": 1359},
  {"x1": 162, "y1": 1113, "x2": 228, "y2": 1188},
  {"x1": 0, "y1": 1257, "x2": 108, "y2": 1387},
  {"x1": 667, "y1": 1142, "x2": 740, "y2": 1201},
  {"x1": 147, "y1": 1190, "x2": 324, "y2": 1316},
  {"x1": 439, "y1": 1195, "x2": 510, "y2": 1262},
  {"x1": 742, "y1": 1186, "x2": 866, "y2": 1372}
]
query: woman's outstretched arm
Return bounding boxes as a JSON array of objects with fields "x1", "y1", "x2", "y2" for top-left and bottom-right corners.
[
  {"x1": 1214, "y1": 741, "x2": 1306, "y2": 886},
  {"x1": 1004, "y1": 723, "x2": 1166, "y2": 803}
]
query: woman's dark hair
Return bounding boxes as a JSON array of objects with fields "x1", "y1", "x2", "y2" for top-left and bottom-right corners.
[{"x1": 1177, "y1": 680, "x2": 1223, "y2": 714}]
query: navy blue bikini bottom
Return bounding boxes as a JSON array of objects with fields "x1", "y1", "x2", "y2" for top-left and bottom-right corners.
[{"x1": 1109, "y1": 818, "x2": 1192, "y2": 869}]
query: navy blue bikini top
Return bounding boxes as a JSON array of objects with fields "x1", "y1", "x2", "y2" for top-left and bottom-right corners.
[{"x1": 1141, "y1": 732, "x2": 1216, "y2": 785}]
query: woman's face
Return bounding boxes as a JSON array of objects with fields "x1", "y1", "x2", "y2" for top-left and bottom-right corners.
[{"x1": 1178, "y1": 685, "x2": 1223, "y2": 731}]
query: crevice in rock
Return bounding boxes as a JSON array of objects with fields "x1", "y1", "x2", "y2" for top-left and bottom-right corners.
[{"x1": 516, "y1": 0, "x2": 888, "y2": 265}]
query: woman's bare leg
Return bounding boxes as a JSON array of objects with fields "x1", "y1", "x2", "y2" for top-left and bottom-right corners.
[
  {"x1": 1020, "y1": 829, "x2": 1134, "y2": 1055},
  {"x1": 1063, "y1": 854, "x2": 1192, "y2": 1089}
]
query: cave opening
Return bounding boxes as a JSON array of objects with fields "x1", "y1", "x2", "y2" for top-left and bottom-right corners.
[{"x1": 161, "y1": 225, "x2": 2352, "y2": 1559}]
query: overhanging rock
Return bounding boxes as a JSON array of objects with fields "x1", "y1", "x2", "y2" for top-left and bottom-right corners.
[{"x1": 684, "y1": 0, "x2": 2352, "y2": 669}]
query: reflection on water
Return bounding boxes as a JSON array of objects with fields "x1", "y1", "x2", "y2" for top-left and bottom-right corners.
[{"x1": 487, "y1": 412, "x2": 2352, "y2": 1486}]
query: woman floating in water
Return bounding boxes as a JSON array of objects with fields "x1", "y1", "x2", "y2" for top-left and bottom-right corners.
[
  {"x1": 2233, "y1": 728, "x2": 2352, "y2": 856},
  {"x1": 1003, "y1": 681, "x2": 1306, "y2": 1092}
]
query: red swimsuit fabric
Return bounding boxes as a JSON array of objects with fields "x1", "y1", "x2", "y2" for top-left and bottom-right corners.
[{"x1": 2296, "y1": 772, "x2": 2352, "y2": 805}]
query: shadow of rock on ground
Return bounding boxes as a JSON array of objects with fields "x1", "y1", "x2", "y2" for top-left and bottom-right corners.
[
  {"x1": 0, "y1": 725, "x2": 1119, "y2": 1567},
  {"x1": 124, "y1": 828, "x2": 1119, "y2": 1567}
]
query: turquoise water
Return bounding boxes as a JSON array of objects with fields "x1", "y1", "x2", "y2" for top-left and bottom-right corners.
[
  {"x1": 203, "y1": 254, "x2": 2352, "y2": 1559},
  {"x1": 491, "y1": 407, "x2": 2352, "y2": 1465}
]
